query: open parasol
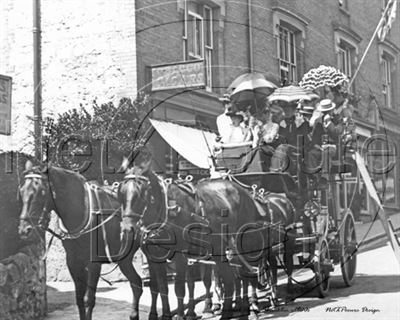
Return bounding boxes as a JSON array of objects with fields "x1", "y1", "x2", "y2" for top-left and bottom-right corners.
[
  {"x1": 228, "y1": 72, "x2": 277, "y2": 114},
  {"x1": 267, "y1": 85, "x2": 319, "y2": 103},
  {"x1": 299, "y1": 65, "x2": 349, "y2": 90}
]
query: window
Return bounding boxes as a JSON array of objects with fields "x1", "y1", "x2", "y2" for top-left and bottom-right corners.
[
  {"x1": 338, "y1": 46, "x2": 352, "y2": 78},
  {"x1": 183, "y1": 2, "x2": 214, "y2": 91},
  {"x1": 272, "y1": 9, "x2": 308, "y2": 87},
  {"x1": 278, "y1": 25, "x2": 297, "y2": 85},
  {"x1": 334, "y1": 29, "x2": 360, "y2": 92},
  {"x1": 382, "y1": 56, "x2": 395, "y2": 109}
]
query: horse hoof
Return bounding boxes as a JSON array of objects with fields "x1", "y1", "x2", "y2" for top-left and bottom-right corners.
[
  {"x1": 149, "y1": 313, "x2": 158, "y2": 320},
  {"x1": 202, "y1": 298, "x2": 213, "y2": 314},
  {"x1": 130, "y1": 315, "x2": 139, "y2": 320},
  {"x1": 250, "y1": 302, "x2": 259, "y2": 313},
  {"x1": 240, "y1": 304, "x2": 250, "y2": 317},
  {"x1": 185, "y1": 310, "x2": 198, "y2": 320},
  {"x1": 212, "y1": 303, "x2": 222, "y2": 315},
  {"x1": 220, "y1": 312, "x2": 233, "y2": 320},
  {"x1": 174, "y1": 315, "x2": 185, "y2": 320},
  {"x1": 232, "y1": 300, "x2": 242, "y2": 312},
  {"x1": 161, "y1": 315, "x2": 173, "y2": 320}
]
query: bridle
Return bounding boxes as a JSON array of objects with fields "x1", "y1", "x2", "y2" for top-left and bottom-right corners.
[
  {"x1": 20, "y1": 172, "x2": 52, "y2": 233},
  {"x1": 120, "y1": 173, "x2": 151, "y2": 221}
]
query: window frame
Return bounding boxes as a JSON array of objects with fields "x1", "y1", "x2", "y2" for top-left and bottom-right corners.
[
  {"x1": 182, "y1": 2, "x2": 214, "y2": 92},
  {"x1": 382, "y1": 57, "x2": 393, "y2": 109},
  {"x1": 277, "y1": 25, "x2": 297, "y2": 85}
]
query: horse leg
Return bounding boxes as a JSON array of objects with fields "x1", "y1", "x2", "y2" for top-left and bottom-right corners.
[
  {"x1": 118, "y1": 252, "x2": 143, "y2": 320},
  {"x1": 147, "y1": 262, "x2": 159, "y2": 320},
  {"x1": 173, "y1": 255, "x2": 187, "y2": 320},
  {"x1": 240, "y1": 277, "x2": 250, "y2": 317},
  {"x1": 284, "y1": 231, "x2": 295, "y2": 302},
  {"x1": 269, "y1": 255, "x2": 278, "y2": 307},
  {"x1": 212, "y1": 267, "x2": 223, "y2": 315},
  {"x1": 154, "y1": 262, "x2": 172, "y2": 320},
  {"x1": 186, "y1": 263, "x2": 198, "y2": 320},
  {"x1": 217, "y1": 262, "x2": 235, "y2": 320},
  {"x1": 201, "y1": 264, "x2": 213, "y2": 314},
  {"x1": 233, "y1": 276, "x2": 242, "y2": 312},
  {"x1": 66, "y1": 252, "x2": 87, "y2": 320},
  {"x1": 249, "y1": 277, "x2": 259, "y2": 313},
  {"x1": 84, "y1": 262, "x2": 101, "y2": 320}
]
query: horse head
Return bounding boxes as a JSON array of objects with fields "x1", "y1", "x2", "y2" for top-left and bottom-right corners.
[
  {"x1": 18, "y1": 160, "x2": 52, "y2": 240},
  {"x1": 165, "y1": 175, "x2": 196, "y2": 221},
  {"x1": 118, "y1": 154, "x2": 164, "y2": 234}
]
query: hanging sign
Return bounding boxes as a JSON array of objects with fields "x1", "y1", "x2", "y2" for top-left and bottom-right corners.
[
  {"x1": 151, "y1": 60, "x2": 205, "y2": 91},
  {"x1": 0, "y1": 75, "x2": 12, "y2": 135}
]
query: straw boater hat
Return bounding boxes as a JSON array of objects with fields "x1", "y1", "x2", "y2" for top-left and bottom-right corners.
[
  {"x1": 218, "y1": 93, "x2": 231, "y2": 104},
  {"x1": 317, "y1": 99, "x2": 336, "y2": 113},
  {"x1": 299, "y1": 105, "x2": 315, "y2": 115}
]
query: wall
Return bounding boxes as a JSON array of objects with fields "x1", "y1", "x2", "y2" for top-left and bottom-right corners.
[
  {"x1": 0, "y1": 244, "x2": 47, "y2": 320},
  {"x1": 0, "y1": 152, "x2": 46, "y2": 319},
  {"x1": 0, "y1": 0, "x2": 137, "y2": 153}
]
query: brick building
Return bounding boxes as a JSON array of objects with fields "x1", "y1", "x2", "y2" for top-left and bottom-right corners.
[{"x1": 0, "y1": 0, "x2": 399, "y2": 214}]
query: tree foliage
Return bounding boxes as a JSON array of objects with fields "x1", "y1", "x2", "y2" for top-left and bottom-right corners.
[{"x1": 43, "y1": 94, "x2": 151, "y2": 178}]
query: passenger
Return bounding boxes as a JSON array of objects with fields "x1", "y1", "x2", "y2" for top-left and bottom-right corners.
[
  {"x1": 270, "y1": 101, "x2": 311, "y2": 174},
  {"x1": 216, "y1": 94, "x2": 233, "y2": 142},
  {"x1": 222, "y1": 111, "x2": 252, "y2": 144},
  {"x1": 251, "y1": 106, "x2": 279, "y2": 148},
  {"x1": 305, "y1": 99, "x2": 341, "y2": 176}
]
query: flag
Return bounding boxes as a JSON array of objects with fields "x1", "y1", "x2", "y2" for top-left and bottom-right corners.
[{"x1": 378, "y1": 0, "x2": 398, "y2": 41}]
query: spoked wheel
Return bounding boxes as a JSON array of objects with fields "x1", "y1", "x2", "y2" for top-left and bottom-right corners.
[
  {"x1": 340, "y1": 213, "x2": 357, "y2": 286},
  {"x1": 314, "y1": 238, "x2": 331, "y2": 298}
]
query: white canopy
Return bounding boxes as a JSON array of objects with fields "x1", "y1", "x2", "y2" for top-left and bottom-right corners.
[{"x1": 150, "y1": 118, "x2": 217, "y2": 169}]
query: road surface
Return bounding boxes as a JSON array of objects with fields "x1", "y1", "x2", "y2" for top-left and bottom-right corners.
[{"x1": 47, "y1": 241, "x2": 400, "y2": 319}]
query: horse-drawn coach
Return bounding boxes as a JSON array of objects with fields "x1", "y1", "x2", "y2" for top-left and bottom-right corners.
[{"x1": 18, "y1": 67, "x2": 400, "y2": 320}]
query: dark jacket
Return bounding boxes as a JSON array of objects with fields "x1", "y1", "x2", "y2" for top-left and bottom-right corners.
[{"x1": 278, "y1": 116, "x2": 311, "y2": 149}]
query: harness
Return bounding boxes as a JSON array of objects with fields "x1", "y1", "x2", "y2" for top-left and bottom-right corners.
[{"x1": 23, "y1": 173, "x2": 121, "y2": 242}]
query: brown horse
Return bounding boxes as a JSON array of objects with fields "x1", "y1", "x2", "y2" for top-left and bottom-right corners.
[
  {"x1": 18, "y1": 161, "x2": 142, "y2": 320},
  {"x1": 195, "y1": 177, "x2": 296, "y2": 319},
  {"x1": 118, "y1": 156, "x2": 216, "y2": 320}
]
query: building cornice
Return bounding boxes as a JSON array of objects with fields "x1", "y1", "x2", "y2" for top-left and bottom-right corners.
[
  {"x1": 271, "y1": 6, "x2": 311, "y2": 27},
  {"x1": 333, "y1": 23, "x2": 362, "y2": 43}
]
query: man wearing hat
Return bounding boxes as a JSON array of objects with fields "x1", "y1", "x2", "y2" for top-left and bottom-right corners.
[
  {"x1": 305, "y1": 98, "x2": 344, "y2": 176},
  {"x1": 269, "y1": 101, "x2": 311, "y2": 174}
]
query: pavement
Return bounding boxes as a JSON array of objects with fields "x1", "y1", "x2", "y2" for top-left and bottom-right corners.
[
  {"x1": 355, "y1": 211, "x2": 400, "y2": 249},
  {"x1": 45, "y1": 211, "x2": 400, "y2": 320}
]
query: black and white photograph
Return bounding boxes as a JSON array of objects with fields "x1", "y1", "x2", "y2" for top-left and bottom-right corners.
[{"x1": 0, "y1": 1, "x2": 399, "y2": 319}]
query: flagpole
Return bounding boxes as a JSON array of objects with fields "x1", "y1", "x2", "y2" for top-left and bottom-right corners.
[{"x1": 348, "y1": 0, "x2": 394, "y2": 88}]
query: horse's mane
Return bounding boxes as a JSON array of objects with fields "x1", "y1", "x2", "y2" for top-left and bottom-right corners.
[{"x1": 49, "y1": 165, "x2": 87, "y2": 183}]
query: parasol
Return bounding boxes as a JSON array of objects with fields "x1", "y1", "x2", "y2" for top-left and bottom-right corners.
[
  {"x1": 227, "y1": 72, "x2": 276, "y2": 93},
  {"x1": 299, "y1": 65, "x2": 349, "y2": 90},
  {"x1": 228, "y1": 72, "x2": 277, "y2": 114},
  {"x1": 267, "y1": 85, "x2": 319, "y2": 103}
]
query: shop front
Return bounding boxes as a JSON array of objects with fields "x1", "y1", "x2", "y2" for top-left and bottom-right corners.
[{"x1": 147, "y1": 60, "x2": 222, "y2": 175}]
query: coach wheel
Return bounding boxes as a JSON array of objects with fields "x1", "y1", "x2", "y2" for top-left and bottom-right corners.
[
  {"x1": 314, "y1": 238, "x2": 331, "y2": 298},
  {"x1": 340, "y1": 213, "x2": 357, "y2": 286}
]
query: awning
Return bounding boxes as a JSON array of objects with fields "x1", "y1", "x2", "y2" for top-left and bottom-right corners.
[{"x1": 150, "y1": 119, "x2": 217, "y2": 169}]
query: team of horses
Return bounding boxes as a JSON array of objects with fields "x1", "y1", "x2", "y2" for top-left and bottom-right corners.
[{"x1": 17, "y1": 157, "x2": 296, "y2": 320}]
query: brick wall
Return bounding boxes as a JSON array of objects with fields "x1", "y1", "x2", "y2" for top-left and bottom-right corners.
[{"x1": 0, "y1": 0, "x2": 137, "y2": 153}]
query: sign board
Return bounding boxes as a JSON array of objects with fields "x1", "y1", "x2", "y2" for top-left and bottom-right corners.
[
  {"x1": 0, "y1": 75, "x2": 12, "y2": 135},
  {"x1": 151, "y1": 60, "x2": 205, "y2": 91}
]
